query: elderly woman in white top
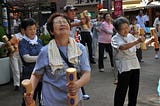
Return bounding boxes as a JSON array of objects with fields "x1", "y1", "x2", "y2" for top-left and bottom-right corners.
[{"x1": 111, "y1": 17, "x2": 145, "y2": 106}]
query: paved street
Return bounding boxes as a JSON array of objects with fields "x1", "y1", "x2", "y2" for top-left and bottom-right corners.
[{"x1": 0, "y1": 46, "x2": 160, "y2": 106}]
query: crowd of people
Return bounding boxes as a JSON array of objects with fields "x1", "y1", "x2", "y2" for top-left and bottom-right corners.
[{"x1": 1, "y1": 4, "x2": 160, "y2": 106}]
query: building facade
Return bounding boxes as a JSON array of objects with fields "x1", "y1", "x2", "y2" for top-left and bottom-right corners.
[{"x1": 1, "y1": 0, "x2": 160, "y2": 35}]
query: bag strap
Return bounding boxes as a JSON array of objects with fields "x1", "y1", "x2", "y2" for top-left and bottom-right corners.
[
  {"x1": 58, "y1": 48, "x2": 81, "y2": 79},
  {"x1": 58, "y1": 48, "x2": 74, "y2": 68},
  {"x1": 58, "y1": 48, "x2": 89, "y2": 99}
]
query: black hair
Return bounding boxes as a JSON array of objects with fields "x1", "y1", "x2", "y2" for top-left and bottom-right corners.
[
  {"x1": 46, "y1": 13, "x2": 70, "y2": 39},
  {"x1": 103, "y1": 12, "x2": 110, "y2": 19},
  {"x1": 21, "y1": 18, "x2": 36, "y2": 30}
]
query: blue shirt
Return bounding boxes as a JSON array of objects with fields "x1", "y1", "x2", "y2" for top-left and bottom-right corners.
[
  {"x1": 19, "y1": 38, "x2": 43, "y2": 79},
  {"x1": 33, "y1": 43, "x2": 91, "y2": 106}
]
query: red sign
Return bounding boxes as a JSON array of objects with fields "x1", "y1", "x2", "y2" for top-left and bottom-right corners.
[{"x1": 114, "y1": 0, "x2": 123, "y2": 18}]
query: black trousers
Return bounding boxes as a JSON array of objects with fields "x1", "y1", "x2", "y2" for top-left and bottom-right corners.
[
  {"x1": 98, "y1": 43, "x2": 114, "y2": 69},
  {"x1": 114, "y1": 69, "x2": 140, "y2": 106},
  {"x1": 158, "y1": 37, "x2": 160, "y2": 44},
  {"x1": 136, "y1": 48, "x2": 142, "y2": 62},
  {"x1": 80, "y1": 31, "x2": 94, "y2": 61}
]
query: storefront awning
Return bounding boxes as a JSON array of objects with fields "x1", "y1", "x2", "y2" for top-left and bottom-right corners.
[
  {"x1": 145, "y1": 1, "x2": 160, "y2": 8},
  {"x1": 123, "y1": 1, "x2": 160, "y2": 11},
  {"x1": 99, "y1": 3, "x2": 144, "y2": 13},
  {"x1": 123, "y1": 3, "x2": 145, "y2": 12}
]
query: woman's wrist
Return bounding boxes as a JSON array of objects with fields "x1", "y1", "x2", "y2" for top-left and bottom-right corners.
[{"x1": 136, "y1": 38, "x2": 141, "y2": 43}]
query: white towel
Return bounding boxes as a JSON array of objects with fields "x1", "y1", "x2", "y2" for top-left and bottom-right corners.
[
  {"x1": 48, "y1": 37, "x2": 82, "y2": 75},
  {"x1": 23, "y1": 35, "x2": 38, "y2": 45}
]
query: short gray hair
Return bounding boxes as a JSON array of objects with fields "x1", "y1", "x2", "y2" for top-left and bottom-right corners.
[{"x1": 113, "y1": 17, "x2": 129, "y2": 31}]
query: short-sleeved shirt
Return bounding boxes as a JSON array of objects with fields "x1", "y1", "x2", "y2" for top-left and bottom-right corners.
[
  {"x1": 19, "y1": 38, "x2": 43, "y2": 79},
  {"x1": 153, "y1": 17, "x2": 159, "y2": 27},
  {"x1": 144, "y1": 14, "x2": 149, "y2": 22},
  {"x1": 111, "y1": 33, "x2": 140, "y2": 74},
  {"x1": 14, "y1": 32, "x2": 24, "y2": 40},
  {"x1": 70, "y1": 19, "x2": 80, "y2": 39},
  {"x1": 153, "y1": 17, "x2": 160, "y2": 37},
  {"x1": 33, "y1": 43, "x2": 91, "y2": 106},
  {"x1": 98, "y1": 21, "x2": 114, "y2": 43},
  {"x1": 136, "y1": 15, "x2": 146, "y2": 32},
  {"x1": 92, "y1": 21, "x2": 102, "y2": 39}
]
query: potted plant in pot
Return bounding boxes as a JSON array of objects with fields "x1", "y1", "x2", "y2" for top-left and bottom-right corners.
[{"x1": 0, "y1": 25, "x2": 10, "y2": 85}]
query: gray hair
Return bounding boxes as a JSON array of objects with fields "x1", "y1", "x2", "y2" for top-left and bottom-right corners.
[{"x1": 113, "y1": 17, "x2": 129, "y2": 31}]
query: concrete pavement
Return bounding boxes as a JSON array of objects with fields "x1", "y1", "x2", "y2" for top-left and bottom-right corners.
[
  {"x1": 84, "y1": 46, "x2": 160, "y2": 106},
  {"x1": 0, "y1": 46, "x2": 160, "y2": 106}
]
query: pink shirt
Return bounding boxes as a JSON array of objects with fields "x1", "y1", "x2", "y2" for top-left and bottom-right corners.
[{"x1": 98, "y1": 21, "x2": 114, "y2": 43}]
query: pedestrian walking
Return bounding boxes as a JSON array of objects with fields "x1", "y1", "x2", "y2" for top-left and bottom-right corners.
[
  {"x1": 9, "y1": 25, "x2": 24, "y2": 91},
  {"x1": 153, "y1": 10, "x2": 160, "y2": 59},
  {"x1": 92, "y1": 14, "x2": 102, "y2": 58},
  {"x1": 136, "y1": 10, "x2": 146, "y2": 33},
  {"x1": 98, "y1": 12, "x2": 114, "y2": 72}
]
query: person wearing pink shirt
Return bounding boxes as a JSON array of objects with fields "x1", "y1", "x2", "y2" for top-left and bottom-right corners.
[{"x1": 98, "y1": 12, "x2": 114, "y2": 72}]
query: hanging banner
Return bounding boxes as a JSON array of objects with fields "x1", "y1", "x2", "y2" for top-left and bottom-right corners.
[{"x1": 114, "y1": 0, "x2": 123, "y2": 18}]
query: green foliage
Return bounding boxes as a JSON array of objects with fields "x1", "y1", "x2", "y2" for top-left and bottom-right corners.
[
  {"x1": 0, "y1": 25, "x2": 7, "y2": 58},
  {"x1": 39, "y1": 34, "x2": 52, "y2": 45},
  {"x1": 0, "y1": 26, "x2": 6, "y2": 42}
]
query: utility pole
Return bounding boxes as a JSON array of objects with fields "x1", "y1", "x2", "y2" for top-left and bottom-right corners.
[
  {"x1": 103, "y1": 0, "x2": 112, "y2": 14},
  {"x1": 1, "y1": 0, "x2": 9, "y2": 34},
  {"x1": 108, "y1": 0, "x2": 112, "y2": 14}
]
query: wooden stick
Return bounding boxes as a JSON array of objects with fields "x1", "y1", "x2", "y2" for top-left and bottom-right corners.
[
  {"x1": 2, "y1": 35, "x2": 15, "y2": 53},
  {"x1": 66, "y1": 68, "x2": 78, "y2": 106},
  {"x1": 138, "y1": 28, "x2": 147, "y2": 50},
  {"x1": 150, "y1": 28, "x2": 159, "y2": 49},
  {"x1": 21, "y1": 79, "x2": 36, "y2": 106}
]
